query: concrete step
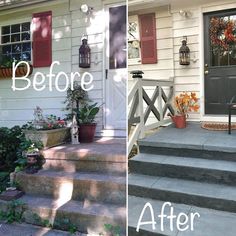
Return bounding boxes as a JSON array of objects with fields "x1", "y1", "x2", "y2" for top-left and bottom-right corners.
[
  {"x1": 128, "y1": 195, "x2": 236, "y2": 236},
  {"x1": 128, "y1": 174, "x2": 236, "y2": 213},
  {"x1": 43, "y1": 141, "x2": 126, "y2": 163},
  {"x1": 129, "y1": 153, "x2": 236, "y2": 185},
  {"x1": 138, "y1": 124, "x2": 236, "y2": 161},
  {"x1": 0, "y1": 195, "x2": 126, "y2": 235},
  {"x1": 42, "y1": 142, "x2": 126, "y2": 175},
  {"x1": 43, "y1": 159, "x2": 126, "y2": 175},
  {"x1": 0, "y1": 222, "x2": 73, "y2": 236},
  {"x1": 16, "y1": 170, "x2": 126, "y2": 205}
]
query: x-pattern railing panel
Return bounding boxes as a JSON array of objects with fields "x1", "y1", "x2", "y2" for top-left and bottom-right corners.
[{"x1": 128, "y1": 70, "x2": 175, "y2": 154}]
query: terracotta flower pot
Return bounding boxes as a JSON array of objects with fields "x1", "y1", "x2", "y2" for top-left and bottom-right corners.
[
  {"x1": 79, "y1": 123, "x2": 96, "y2": 143},
  {"x1": 171, "y1": 114, "x2": 186, "y2": 128}
]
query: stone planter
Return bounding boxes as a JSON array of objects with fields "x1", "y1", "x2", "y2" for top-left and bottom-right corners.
[{"x1": 23, "y1": 128, "x2": 70, "y2": 148}]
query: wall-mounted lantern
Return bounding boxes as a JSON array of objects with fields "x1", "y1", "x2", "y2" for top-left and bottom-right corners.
[
  {"x1": 179, "y1": 37, "x2": 190, "y2": 65},
  {"x1": 79, "y1": 37, "x2": 91, "y2": 68}
]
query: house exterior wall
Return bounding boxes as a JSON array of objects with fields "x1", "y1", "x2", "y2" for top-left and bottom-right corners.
[
  {"x1": 0, "y1": 0, "x2": 107, "y2": 132},
  {"x1": 129, "y1": 0, "x2": 236, "y2": 122}
]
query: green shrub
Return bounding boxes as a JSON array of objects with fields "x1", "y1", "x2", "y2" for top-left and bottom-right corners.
[{"x1": 0, "y1": 126, "x2": 23, "y2": 172}]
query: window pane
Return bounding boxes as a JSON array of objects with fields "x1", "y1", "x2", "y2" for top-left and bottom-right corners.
[
  {"x1": 219, "y1": 49, "x2": 228, "y2": 66},
  {"x1": 128, "y1": 41, "x2": 140, "y2": 59},
  {"x1": 22, "y1": 22, "x2": 30, "y2": 31},
  {"x1": 22, "y1": 32, "x2": 30, "y2": 41},
  {"x1": 12, "y1": 44, "x2": 21, "y2": 53},
  {"x1": 2, "y1": 45, "x2": 11, "y2": 54},
  {"x1": 22, "y1": 52, "x2": 31, "y2": 61},
  {"x1": 11, "y1": 34, "x2": 20, "y2": 42},
  {"x1": 22, "y1": 42, "x2": 31, "y2": 51},
  {"x1": 12, "y1": 53, "x2": 21, "y2": 60},
  {"x1": 109, "y1": 5, "x2": 127, "y2": 69},
  {"x1": 11, "y1": 24, "x2": 20, "y2": 33},
  {"x1": 229, "y1": 45, "x2": 236, "y2": 65},
  {"x1": 2, "y1": 26, "x2": 10, "y2": 35},
  {"x1": 2, "y1": 35, "x2": 10, "y2": 44}
]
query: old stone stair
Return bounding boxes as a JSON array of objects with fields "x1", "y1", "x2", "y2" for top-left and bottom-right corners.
[{"x1": 1, "y1": 140, "x2": 126, "y2": 235}]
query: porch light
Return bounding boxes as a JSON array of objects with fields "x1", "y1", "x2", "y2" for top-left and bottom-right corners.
[
  {"x1": 79, "y1": 37, "x2": 91, "y2": 68},
  {"x1": 179, "y1": 37, "x2": 190, "y2": 65},
  {"x1": 80, "y1": 4, "x2": 93, "y2": 15}
]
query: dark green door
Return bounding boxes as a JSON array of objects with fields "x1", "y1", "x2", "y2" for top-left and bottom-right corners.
[{"x1": 204, "y1": 9, "x2": 236, "y2": 114}]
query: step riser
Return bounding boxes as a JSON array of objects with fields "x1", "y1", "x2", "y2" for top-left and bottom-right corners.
[
  {"x1": 43, "y1": 151, "x2": 126, "y2": 163},
  {"x1": 129, "y1": 161, "x2": 236, "y2": 186},
  {"x1": 43, "y1": 160, "x2": 126, "y2": 175},
  {"x1": 16, "y1": 174, "x2": 126, "y2": 205},
  {"x1": 23, "y1": 208, "x2": 126, "y2": 235},
  {"x1": 0, "y1": 202, "x2": 126, "y2": 235},
  {"x1": 128, "y1": 226, "x2": 164, "y2": 236},
  {"x1": 139, "y1": 146, "x2": 236, "y2": 162},
  {"x1": 129, "y1": 185, "x2": 236, "y2": 213}
]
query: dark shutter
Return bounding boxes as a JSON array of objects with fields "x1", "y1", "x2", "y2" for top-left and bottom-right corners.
[
  {"x1": 139, "y1": 13, "x2": 157, "y2": 64},
  {"x1": 32, "y1": 11, "x2": 52, "y2": 67}
]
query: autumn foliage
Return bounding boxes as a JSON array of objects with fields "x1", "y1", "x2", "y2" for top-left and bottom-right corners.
[
  {"x1": 175, "y1": 92, "x2": 199, "y2": 115},
  {"x1": 210, "y1": 17, "x2": 236, "y2": 50}
]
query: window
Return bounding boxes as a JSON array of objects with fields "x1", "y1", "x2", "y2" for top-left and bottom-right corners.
[
  {"x1": 128, "y1": 16, "x2": 141, "y2": 64},
  {"x1": 0, "y1": 22, "x2": 31, "y2": 64},
  {"x1": 128, "y1": 13, "x2": 157, "y2": 65}
]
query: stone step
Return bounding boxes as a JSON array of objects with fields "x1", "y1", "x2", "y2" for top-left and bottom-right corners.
[
  {"x1": 43, "y1": 142, "x2": 126, "y2": 163},
  {"x1": 16, "y1": 170, "x2": 126, "y2": 205},
  {"x1": 128, "y1": 174, "x2": 236, "y2": 213},
  {"x1": 129, "y1": 153, "x2": 236, "y2": 185},
  {"x1": 128, "y1": 195, "x2": 236, "y2": 236},
  {"x1": 0, "y1": 222, "x2": 73, "y2": 236},
  {"x1": 0, "y1": 195, "x2": 126, "y2": 235},
  {"x1": 138, "y1": 125, "x2": 236, "y2": 162},
  {"x1": 43, "y1": 159, "x2": 126, "y2": 175}
]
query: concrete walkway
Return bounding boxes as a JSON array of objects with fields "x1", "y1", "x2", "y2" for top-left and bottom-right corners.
[{"x1": 0, "y1": 223, "x2": 79, "y2": 236}]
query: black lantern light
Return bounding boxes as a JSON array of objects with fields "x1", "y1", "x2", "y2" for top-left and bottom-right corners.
[
  {"x1": 79, "y1": 37, "x2": 91, "y2": 68},
  {"x1": 179, "y1": 37, "x2": 190, "y2": 65}
]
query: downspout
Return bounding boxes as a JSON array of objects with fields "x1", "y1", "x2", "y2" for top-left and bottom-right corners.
[{"x1": 169, "y1": 4, "x2": 176, "y2": 101}]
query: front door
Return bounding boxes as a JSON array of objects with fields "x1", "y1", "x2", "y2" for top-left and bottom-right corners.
[
  {"x1": 204, "y1": 9, "x2": 236, "y2": 114},
  {"x1": 105, "y1": 4, "x2": 127, "y2": 130}
]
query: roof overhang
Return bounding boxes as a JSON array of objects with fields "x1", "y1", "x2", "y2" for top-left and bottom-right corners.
[
  {"x1": 0, "y1": 0, "x2": 56, "y2": 11},
  {"x1": 129, "y1": 0, "x2": 229, "y2": 12}
]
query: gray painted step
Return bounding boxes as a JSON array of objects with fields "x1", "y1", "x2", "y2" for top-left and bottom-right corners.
[
  {"x1": 129, "y1": 153, "x2": 236, "y2": 185},
  {"x1": 0, "y1": 195, "x2": 126, "y2": 235},
  {"x1": 138, "y1": 123, "x2": 236, "y2": 161},
  {"x1": 128, "y1": 195, "x2": 236, "y2": 236},
  {"x1": 129, "y1": 174, "x2": 236, "y2": 213},
  {"x1": 16, "y1": 170, "x2": 126, "y2": 205}
]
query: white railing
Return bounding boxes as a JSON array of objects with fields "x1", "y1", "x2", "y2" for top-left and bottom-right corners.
[{"x1": 128, "y1": 71, "x2": 174, "y2": 154}]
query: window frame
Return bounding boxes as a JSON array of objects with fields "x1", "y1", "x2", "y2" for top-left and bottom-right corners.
[
  {"x1": 128, "y1": 15, "x2": 141, "y2": 65},
  {"x1": 0, "y1": 20, "x2": 32, "y2": 64}
]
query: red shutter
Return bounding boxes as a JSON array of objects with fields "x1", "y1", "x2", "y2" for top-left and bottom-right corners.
[
  {"x1": 32, "y1": 11, "x2": 52, "y2": 67},
  {"x1": 139, "y1": 13, "x2": 157, "y2": 64}
]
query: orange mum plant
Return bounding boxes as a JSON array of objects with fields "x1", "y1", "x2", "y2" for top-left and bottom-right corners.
[{"x1": 175, "y1": 92, "x2": 199, "y2": 115}]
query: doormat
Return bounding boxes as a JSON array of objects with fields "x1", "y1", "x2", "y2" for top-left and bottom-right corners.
[{"x1": 201, "y1": 122, "x2": 236, "y2": 131}]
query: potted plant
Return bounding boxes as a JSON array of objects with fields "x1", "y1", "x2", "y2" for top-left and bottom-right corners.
[
  {"x1": 77, "y1": 102, "x2": 100, "y2": 143},
  {"x1": 23, "y1": 107, "x2": 70, "y2": 148},
  {"x1": 64, "y1": 82, "x2": 101, "y2": 143},
  {"x1": 0, "y1": 57, "x2": 33, "y2": 78},
  {"x1": 24, "y1": 144, "x2": 42, "y2": 174},
  {"x1": 169, "y1": 92, "x2": 199, "y2": 128}
]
